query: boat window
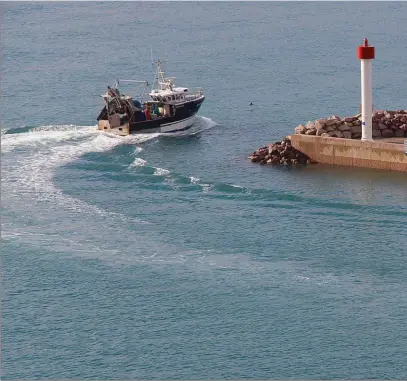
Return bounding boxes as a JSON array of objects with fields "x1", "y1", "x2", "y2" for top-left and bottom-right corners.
[{"x1": 172, "y1": 95, "x2": 175, "y2": 101}]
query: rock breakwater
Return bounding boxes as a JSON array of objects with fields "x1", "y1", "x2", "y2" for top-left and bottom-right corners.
[
  {"x1": 295, "y1": 110, "x2": 407, "y2": 139},
  {"x1": 248, "y1": 137, "x2": 313, "y2": 166}
]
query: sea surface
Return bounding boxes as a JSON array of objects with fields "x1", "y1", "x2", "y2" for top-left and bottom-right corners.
[{"x1": 1, "y1": 2, "x2": 407, "y2": 379}]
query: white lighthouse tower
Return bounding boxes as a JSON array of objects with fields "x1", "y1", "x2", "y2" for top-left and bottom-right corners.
[{"x1": 357, "y1": 38, "x2": 375, "y2": 141}]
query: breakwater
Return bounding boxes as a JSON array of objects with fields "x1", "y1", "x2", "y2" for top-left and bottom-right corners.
[{"x1": 249, "y1": 110, "x2": 407, "y2": 170}]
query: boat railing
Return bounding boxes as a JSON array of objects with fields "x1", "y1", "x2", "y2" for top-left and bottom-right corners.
[{"x1": 185, "y1": 91, "x2": 204, "y2": 100}]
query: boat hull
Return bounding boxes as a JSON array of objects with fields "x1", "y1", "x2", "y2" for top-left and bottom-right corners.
[{"x1": 98, "y1": 97, "x2": 204, "y2": 135}]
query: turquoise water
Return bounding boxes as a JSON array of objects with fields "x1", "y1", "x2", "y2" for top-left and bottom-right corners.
[{"x1": 2, "y1": 2, "x2": 407, "y2": 379}]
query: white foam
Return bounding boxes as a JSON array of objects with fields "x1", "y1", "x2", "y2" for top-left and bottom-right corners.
[
  {"x1": 130, "y1": 146, "x2": 144, "y2": 155},
  {"x1": 1, "y1": 121, "x2": 227, "y2": 265},
  {"x1": 199, "y1": 116, "x2": 218, "y2": 130},
  {"x1": 189, "y1": 176, "x2": 201, "y2": 184},
  {"x1": 129, "y1": 157, "x2": 147, "y2": 168},
  {"x1": 1, "y1": 125, "x2": 157, "y2": 223},
  {"x1": 153, "y1": 167, "x2": 170, "y2": 176},
  {"x1": 2, "y1": 119, "x2": 217, "y2": 224},
  {"x1": 121, "y1": 132, "x2": 159, "y2": 144},
  {"x1": 200, "y1": 183, "x2": 211, "y2": 193},
  {"x1": 32, "y1": 124, "x2": 89, "y2": 132},
  {"x1": 1, "y1": 125, "x2": 97, "y2": 152},
  {"x1": 189, "y1": 176, "x2": 211, "y2": 192}
]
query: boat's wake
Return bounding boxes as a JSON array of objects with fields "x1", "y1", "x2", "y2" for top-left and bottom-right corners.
[
  {"x1": 1, "y1": 116, "x2": 218, "y2": 215},
  {"x1": 0, "y1": 116, "x2": 224, "y2": 264},
  {"x1": 1, "y1": 116, "x2": 217, "y2": 151}
]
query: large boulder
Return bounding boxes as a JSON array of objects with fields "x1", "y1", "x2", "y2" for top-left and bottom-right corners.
[
  {"x1": 350, "y1": 125, "x2": 362, "y2": 134},
  {"x1": 342, "y1": 131, "x2": 352, "y2": 139},
  {"x1": 305, "y1": 121, "x2": 315, "y2": 129},
  {"x1": 381, "y1": 129, "x2": 394, "y2": 138},
  {"x1": 305, "y1": 128, "x2": 317, "y2": 135},
  {"x1": 314, "y1": 119, "x2": 327, "y2": 130},
  {"x1": 372, "y1": 129, "x2": 382, "y2": 138},
  {"x1": 326, "y1": 119, "x2": 339, "y2": 126},
  {"x1": 330, "y1": 130, "x2": 343, "y2": 138},
  {"x1": 295, "y1": 124, "x2": 307, "y2": 134},
  {"x1": 343, "y1": 116, "x2": 358, "y2": 122},
  {"x1": 337, "y1": 123, "x2": 350, "y2": 131}
]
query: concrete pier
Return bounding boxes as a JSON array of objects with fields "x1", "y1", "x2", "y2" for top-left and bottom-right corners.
[
  {"x1": 249, "y1": 39, "x2": 407, "y2": 173},
  {"x1": 289, "y1": 135, "x2": 407, "y2": 172}
]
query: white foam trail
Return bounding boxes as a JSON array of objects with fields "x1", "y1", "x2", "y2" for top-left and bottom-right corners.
[
  {"x1": 1, "y1": 122, "x2": 228, "y2": 265},
  {"x1": 189, "y1": 176, "x2": 201, "y2": 184},
  {"x1": 199, "y1": 116, "x2": 217, "y2": 130},
  {"x1": 188, "y1": 176, "x2": 211, "y2": 192},
  {"x1": 129, "y1": 157, "x2": 147, "y2": 168},
  {"x1": 7, "y1": 135, "x2": 124, "y2": 216},
  {"x1": 32, "y1": 124, "x2": 90, "y2": 132},
  {"x1": 2, "y1": 125, "x2": 157, "y2": 222},
  {"x1": 130, "y1": 146, "x2": 144, "y2": 155},
  {"x1": 2, "y1": 119, "x2": 216, "y2": 231},
  {"x1": 189, "y1": 176, "x2": 212, "y2": 192},
  {"x1": 153, "y1": 167, "x2": 170, "y2": 176},
  {"x1": 200, "y1": 184, "x2": 211, "y2": 193},
  {"x1": 1, "y1": 125, "x2": 97, "y2": 152},
  {"x1": 120, "y1": 132, "x2": 159, "y2": 144}
]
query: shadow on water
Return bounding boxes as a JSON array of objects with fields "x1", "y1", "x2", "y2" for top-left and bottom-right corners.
[{"x1": 302, "y1": 163, "x2": 407, "y2": 185}]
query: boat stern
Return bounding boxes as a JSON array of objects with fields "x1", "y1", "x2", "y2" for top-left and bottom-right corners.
[{"x1": 98, "y1": 114, "x2": 130, "y2": 136}]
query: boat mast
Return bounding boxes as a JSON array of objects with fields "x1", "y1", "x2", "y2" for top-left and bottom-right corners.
[
  {"x1": 150, "y1": 60, "x2": 176, "y2": 94},
  {"x1": 158, "y1": 60, "x2": 166, "y2": 90},
  {"x1": 150, "y1": 60, "x2": 158, "y2": 91}
]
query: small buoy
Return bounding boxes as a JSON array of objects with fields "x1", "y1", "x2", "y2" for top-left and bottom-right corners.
[{"x1": 249, "y1": 102, "x2": 253, "y2": 106}]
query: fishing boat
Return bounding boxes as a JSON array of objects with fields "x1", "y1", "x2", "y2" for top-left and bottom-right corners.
[{"x1": 97, "y1": 60, "x2": 205, "y2": 135}]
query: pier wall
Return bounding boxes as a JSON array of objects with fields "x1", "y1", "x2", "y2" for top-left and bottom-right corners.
[{"x1": 289, "y1": 135, "x2": 407, "y2": 172}]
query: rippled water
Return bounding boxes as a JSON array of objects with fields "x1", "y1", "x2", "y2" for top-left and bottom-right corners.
[{"x1": 2, "y1": 2, "x2": 407, "y2": 379}]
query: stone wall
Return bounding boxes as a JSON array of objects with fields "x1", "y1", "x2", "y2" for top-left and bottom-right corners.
[
  {"x1": 295, "y1": 110, "x2": 407, "y2": 139},
  {"x1": 290, "y1": 134, "x2": 407, "y2": 172}
]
